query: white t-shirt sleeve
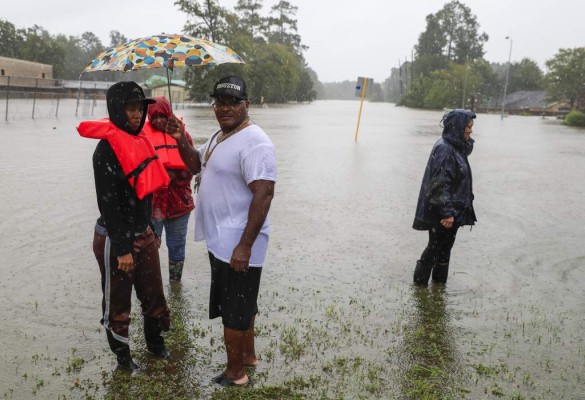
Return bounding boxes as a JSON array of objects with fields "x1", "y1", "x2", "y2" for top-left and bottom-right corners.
[
  {"x1": 241, "y1": 143, "x2": 277, "y2": 184},
  {"x1": 196, "y1": 143, "x2": 206, "y2": 162}
]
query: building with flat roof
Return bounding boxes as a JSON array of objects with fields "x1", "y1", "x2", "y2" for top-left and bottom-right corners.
[{"x1": 0, "y1": 56, "x2": 54, "y2": 87}]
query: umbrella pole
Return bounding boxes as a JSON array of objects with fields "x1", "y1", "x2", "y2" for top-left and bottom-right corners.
[{"x1": 166, "y1": 66, "x2": 173, "y2": 110}]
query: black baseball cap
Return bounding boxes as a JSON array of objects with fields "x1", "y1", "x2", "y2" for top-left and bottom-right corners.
[
  {"x1": 210, "y1": 76, "x2": 248, "y2": 100},
  {"x1": 124, "y1": 85, "x2": 156, "y2": 105}
]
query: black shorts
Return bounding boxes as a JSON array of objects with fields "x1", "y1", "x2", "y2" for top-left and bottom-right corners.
[{"x1": 208, "y1": 252, "x2": 262, "y2": 331}]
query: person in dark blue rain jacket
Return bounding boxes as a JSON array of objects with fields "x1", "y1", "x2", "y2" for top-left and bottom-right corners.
[{"x1": 412, "y1": 109, "x2": 477, "y2": 285}]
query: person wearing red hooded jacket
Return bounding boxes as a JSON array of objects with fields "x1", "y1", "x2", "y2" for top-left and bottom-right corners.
[{"x1": 143, "y1": 96, "x2": 194, "y2": 282}]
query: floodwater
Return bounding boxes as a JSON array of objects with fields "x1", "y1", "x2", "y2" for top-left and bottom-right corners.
[{"x1": 1, "y1": 99, "x2": 584, "y2": 399}]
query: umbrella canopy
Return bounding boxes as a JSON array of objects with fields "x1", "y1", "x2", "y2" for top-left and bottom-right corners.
[
  {"x1": 82, "y1": 33, "x2": 244, "y2": 73},
  {"x1": 80, "y1": 33, "x2": 245, "y2": 108}
]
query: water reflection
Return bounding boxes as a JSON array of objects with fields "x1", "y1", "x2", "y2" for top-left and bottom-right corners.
[
  {"x1": 401, "y1": 285, "x2": 459, "y2": 399},
  {"x1": 102, "y1": 283, "x2": 201, "y2": 399}
]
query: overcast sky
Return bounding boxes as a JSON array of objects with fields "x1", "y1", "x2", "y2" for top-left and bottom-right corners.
[{"x1": 3, "y1": 0, "x2": 583, "y2": 82}]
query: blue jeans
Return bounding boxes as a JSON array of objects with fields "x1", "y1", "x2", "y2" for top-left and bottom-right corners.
[{"x1": 151, "y1": 212, "x2": 191, "y2": 261}]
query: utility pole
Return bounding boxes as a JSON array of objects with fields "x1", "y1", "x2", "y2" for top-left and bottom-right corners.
[
  {"x1": 398, "y1": 60, "x2": 403, "y2": 95},
  {"x1": 411, "y1": 48, "x2": 415, "y2": 82},
  {"x1": 501, "y1": 37, "x2": 513, "y2": 120}
]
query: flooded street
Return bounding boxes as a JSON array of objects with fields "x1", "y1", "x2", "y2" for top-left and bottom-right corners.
[{"x1": 1, "y1": 100, "x2": 584, "y2": 399}]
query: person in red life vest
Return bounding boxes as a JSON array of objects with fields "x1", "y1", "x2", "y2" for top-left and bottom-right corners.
[
  {"x1": 77, "y1": 81, "x2": 171, "y2": 371},
  {"x1": 143, "y1": 97, "x2": 194, "y2": 282}
]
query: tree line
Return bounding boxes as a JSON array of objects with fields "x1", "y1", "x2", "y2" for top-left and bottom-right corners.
[
  {"x1": 2, "y1": 1, "x2": 584, "y2": 109},
  {"x1": 0, "y1": 0, "x2": 317, "y2": 103},
  {"x1": 0, "y1": 20, "x2": 139, "y2": 82},
  {"x1": 383, "y1": 0, "x2": 585, "y2": 111},
  {"x1": 174, "y1": 0, "x2": 316, "y2": 103}
]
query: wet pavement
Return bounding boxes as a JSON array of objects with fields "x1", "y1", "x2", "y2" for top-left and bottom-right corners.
[{"x1": 1, "y1": 100, "x2": 584, "y2": 398}]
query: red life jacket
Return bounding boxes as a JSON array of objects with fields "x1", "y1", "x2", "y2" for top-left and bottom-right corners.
[
  {"x1": 77, "y1": 119, "x2": 170, "y2": 199},
  {"x1": 143, "y1": 121, "x2": 188, "y2": 170}
]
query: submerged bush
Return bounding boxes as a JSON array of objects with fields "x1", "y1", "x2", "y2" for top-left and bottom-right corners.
[{"x1": 563, "y1": 110, "x2": 585, "y2": 127}]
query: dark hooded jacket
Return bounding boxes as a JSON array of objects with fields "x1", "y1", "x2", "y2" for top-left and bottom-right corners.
[
  {"x1": 413, "y1": 109, "x2": 477, "y2": 230},
  {"x1": 93, "y1": 81, "x2": 155, "y2": 256}
]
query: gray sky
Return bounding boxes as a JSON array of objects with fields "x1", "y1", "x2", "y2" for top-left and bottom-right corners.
[{"x1": 3, "y1": 0, "x2": 583, "y2": 82}]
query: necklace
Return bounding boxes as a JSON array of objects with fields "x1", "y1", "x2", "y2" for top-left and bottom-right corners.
[
  {"x1": 218, "y1": 117, "x2": 251, "y2": 143},
  {"x1": 204, "y1": 117, "x2": 252, "y2": 163},
  {"x1": 195, "y1": 117, "x2": 253, "y2": 193}
]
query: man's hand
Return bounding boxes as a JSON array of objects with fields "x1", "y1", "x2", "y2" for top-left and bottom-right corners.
[
  {"x1": 117, "y1": 253, "x2": 135, "y2": 272},
  {"x1": 165, "y1": 116, "x2": 184, "y2": 140},
  {"x1": 230, "y1": 243, "x2": 252, "y2": 272},
  {"x1": 440, "y1": 216, "x2": 454, "y2": 229}
]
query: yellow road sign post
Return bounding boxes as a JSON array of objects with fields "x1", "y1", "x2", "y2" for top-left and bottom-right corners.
[{"x1": 354, "y1": 76, "x2": 372, "y2": 142}]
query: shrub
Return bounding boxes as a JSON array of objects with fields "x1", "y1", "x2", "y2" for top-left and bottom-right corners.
[{"x1": 563, "y1": 110, "x2": 585, "y2": 127}]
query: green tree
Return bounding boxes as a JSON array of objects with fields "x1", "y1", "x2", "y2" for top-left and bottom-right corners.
[
  {"x1": 399, "y1": 75, "x2": 431, "y2": 107},
  {"x1": 15, "y1": 25, "x2": 68, "y2": 78},
  {"x1": 424, "y1": 63, "x2": 482, "y2": 108},
  {"x1": 17, "y1": 25, "x2": 53, "y2": 63},
  {"x1": 175, "y1": 0, "x2": 228, "y2": 43},
  {"x1": 417, "y1": 14, "x2": 446, "y2": 58},
  {"x1": 404, "y1": 1, "x2": 488, "y2": 108},
  {"x1": 306, "y1": 67, "x2": 324, "y2": 99},
  {"x1": 235, "y1": 0, "x2": 265, "y2": 39},
  {"x1": 473, "y1": 60, "x2": 500, "y2": 105},
  {"x1": 248, "y1": 43, "x2": 299, "y2": 102},
  {"x1": 180, "y1": 0, "x2": 314, "y2": 104},
  {"x1": 109, "y1": 30, "x2": 128, "y2": 47},
  {"x1": 53, "y1": 34, "x2": 86, "y2": 79},
  {"x1": 415, "y1": 0, "x2": 487, "y2": 66},
  {"x1": 413, "y1": 54, "x2": 449, "y2": 78},
  {"x1": 507, "y1": 58, "x2": 544, "y2": 93},
  {"x1": 441, "y1": 1, "x2": 488, "y2": 63},
  {"x1": 545, "y1": 47, "x2": 585, "y2": 107},
  {"x1": 563, "y1": 110, "x2": 585, "y2": 127},
  {"x1": 79, "y1": 31, "x2": 104, "y2": 58},
  {"x1": 0, "y1": 19, "x2": 24, "y2": 58},
  {"x1": 414, "y1": 11, "x2": 449, "y2": 77},
  {"x1": 400, "y1": 62, "x2": 484, "y2": 109},
  {"x1": 267, "y1": 1, "x2": 305, "y2": 54}
]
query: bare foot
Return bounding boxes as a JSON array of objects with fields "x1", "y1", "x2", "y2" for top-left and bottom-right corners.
[
  {"x1": 213, "y1": 372, "x2": 250, "y2": 386},
  {"x1": 244, "y1": 358, "x2": 259, "y2": 367},
  {"x1": 231, "y1": 374, "x2": 249, "y2": 385}
]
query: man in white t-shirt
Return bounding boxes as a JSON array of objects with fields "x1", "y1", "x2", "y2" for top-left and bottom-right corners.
[{"x1": 166, "y1": 75, "x2": 276, "y2": 387}]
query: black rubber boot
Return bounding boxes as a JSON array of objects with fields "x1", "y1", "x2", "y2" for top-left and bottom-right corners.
[
  {"x1": 106, "y1": 329, "x2": 139, "y2": 371},
  {"x1": 144, "y1": 317, "x2": 170, "y2": 358},
  {"x1": 413, "y1": 260, "x2": 433, "y2": 286},
  {"x1": 169, "y1": 260, "x2": 184, "y2": 282},
  {"x1": 432, "y1": 262, "x2": 450, "y2": 283},
  {"x1": 115, "y1": 346, "x2": 140, "y2": 371}
]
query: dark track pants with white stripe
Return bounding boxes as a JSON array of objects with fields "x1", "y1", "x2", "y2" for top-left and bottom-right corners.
[{"x1": 92, "y1": 226, "x2": 170, "y2": 351}]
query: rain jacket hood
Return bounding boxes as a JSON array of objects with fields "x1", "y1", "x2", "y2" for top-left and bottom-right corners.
[
  {"x1": 441, "y1": 109, "x2": 476, "y2": 156},
  {"x1": 412, "y1": 109, "x2": 477, "y2": 230},
  {"x1": 106, "y1": 81, "x2": 154, "y2": 135},
  {"x1": 147, "y1": 96, "x2": 173, "y2": 120}
]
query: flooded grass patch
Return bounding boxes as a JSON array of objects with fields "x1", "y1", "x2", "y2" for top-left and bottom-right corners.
[{"x1": 3, "y1": 279, "x2": 585, "y2": 399}]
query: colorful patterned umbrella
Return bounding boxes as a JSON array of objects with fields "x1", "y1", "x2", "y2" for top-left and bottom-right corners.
[{"x1": 81, "y1": 33, "x2": 245, "y2": 108}]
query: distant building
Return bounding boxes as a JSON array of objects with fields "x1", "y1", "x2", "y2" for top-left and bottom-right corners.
[
  {"x1": 483, "y1": 90, "x2": 572, "y2": 116},
  {"x1": 502, "y1": 91, "x2": 548, "y2": 110},
  {"x1": 0, "y1": 56, "x2": 55, "y2": 88},
  {"x1": 144, "y1": 75, "x2": 190, "y2": 103}
]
